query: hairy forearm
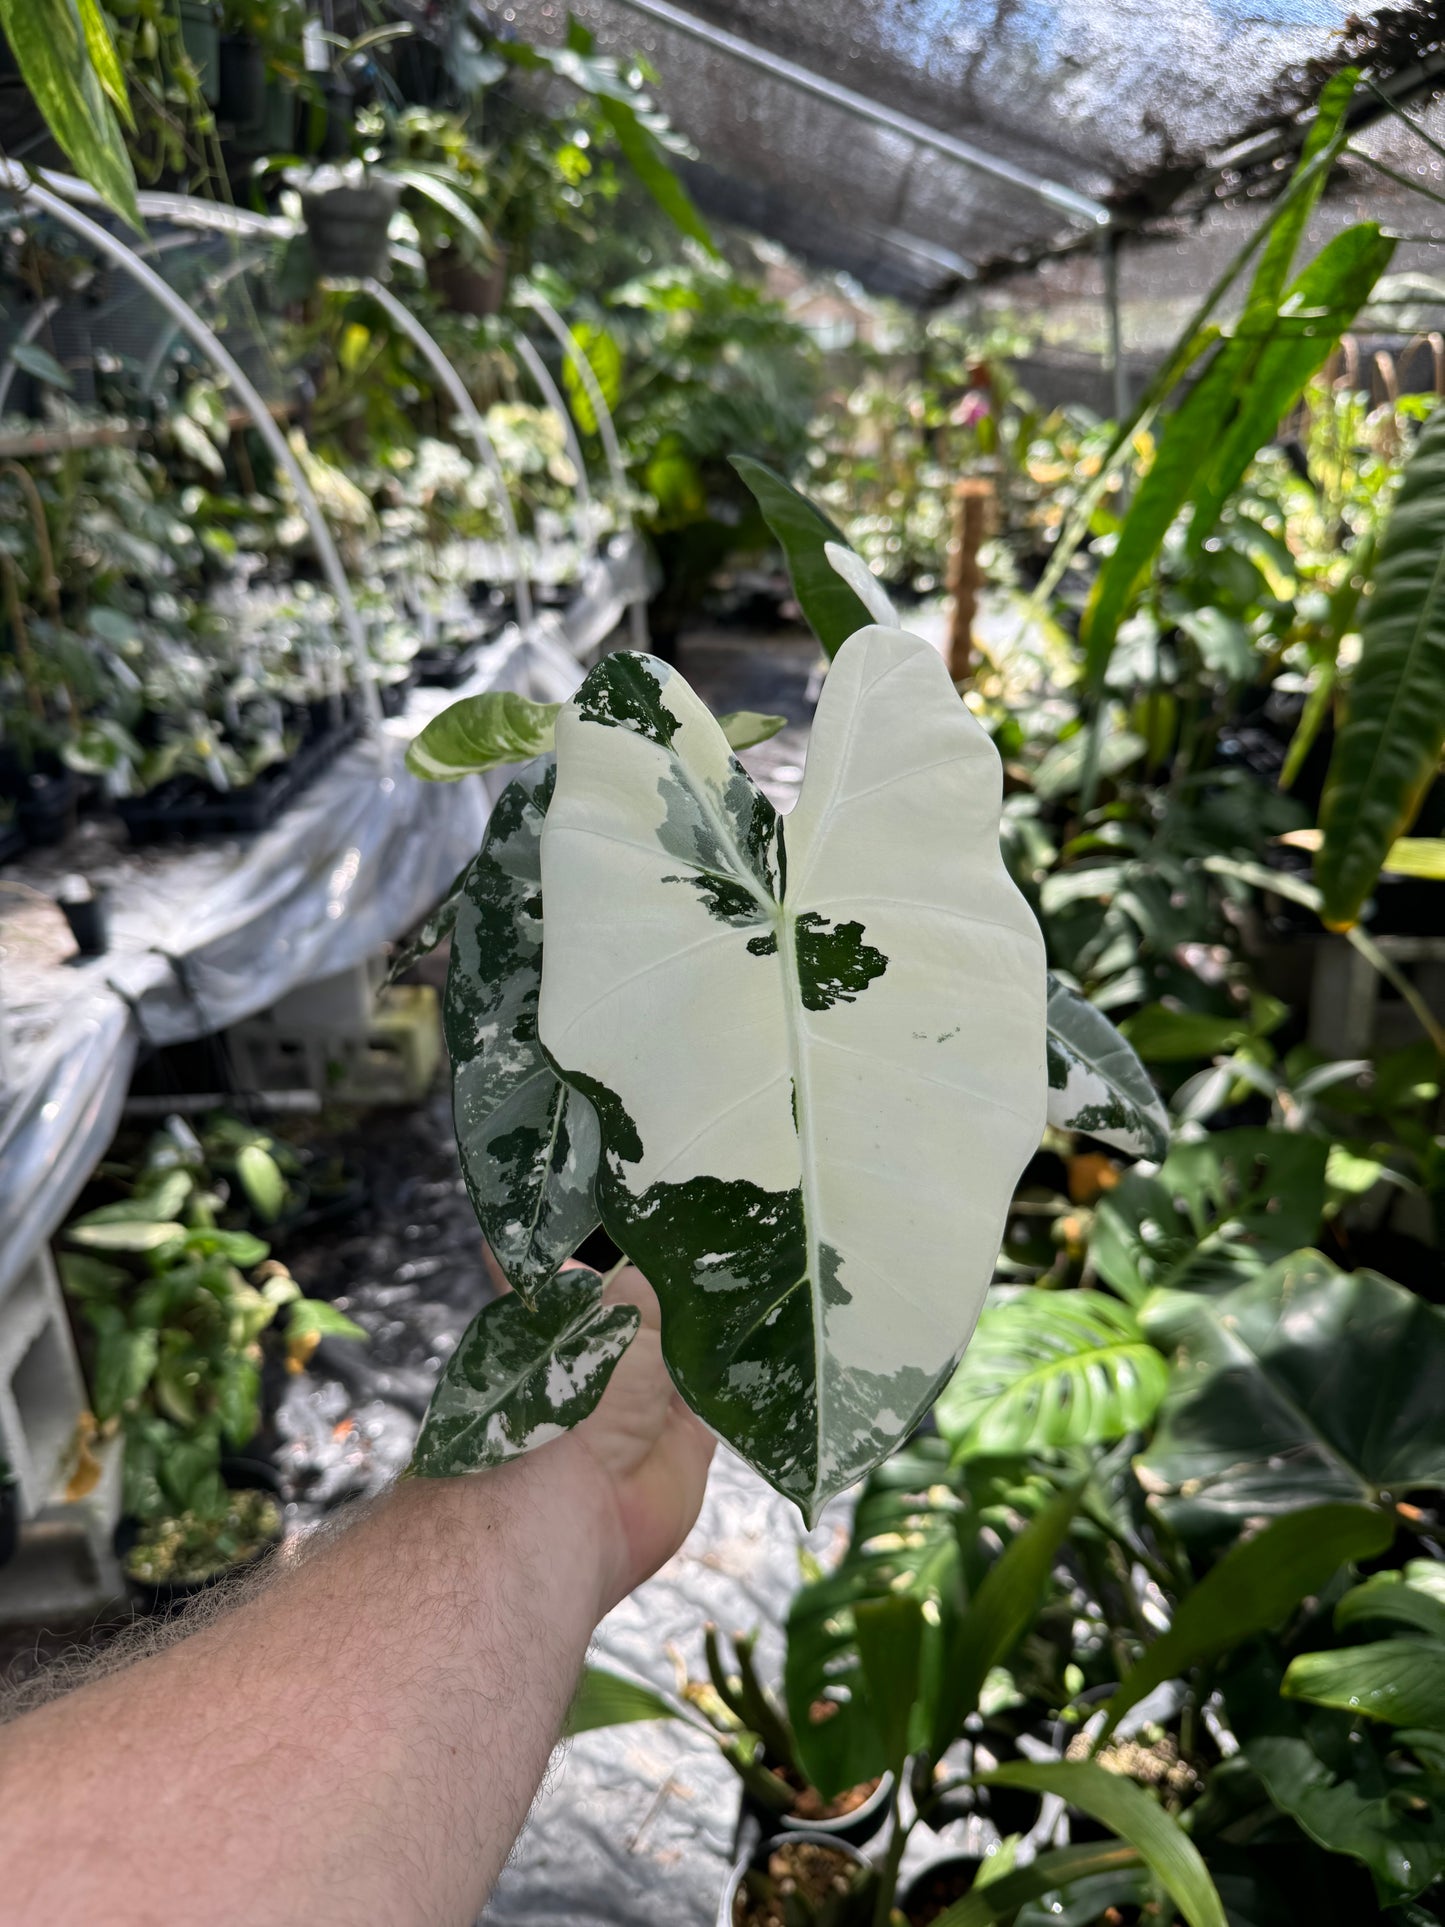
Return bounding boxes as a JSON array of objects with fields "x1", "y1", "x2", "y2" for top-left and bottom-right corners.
[{"x1": 0, "y1": 1446, "x2": 614, "y2": 1927}]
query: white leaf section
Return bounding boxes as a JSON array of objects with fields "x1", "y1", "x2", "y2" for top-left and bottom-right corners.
[
  {"x1": 538, "y1": 630, "x2": 1046, "y2": 1519},
  {"x1": 824, "y1": 540, "x2": 900, "y2": 629}
]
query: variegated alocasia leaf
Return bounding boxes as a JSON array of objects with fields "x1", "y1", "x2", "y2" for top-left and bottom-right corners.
[
  {"x1": 445, "y1": 761, "x2": 600, "y2": 1304},
  {"x1": 1046, "y1": 974, "x2": 1169, "y2": 1162},
  {"x1": 538, "y1": 631, "x2": 1047, "y2": 1521},
  {"x1": 410, "y1": 1267, "x2": 638, "y2": 1476}
]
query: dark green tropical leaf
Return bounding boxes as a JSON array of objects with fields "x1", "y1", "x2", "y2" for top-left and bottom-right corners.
[
  {"x1": 729, "y1": 456, "x2": 875, "y2": 656},
  {"x1": 1046, "y1": 974, "x2": 1169, "y2": 1159},
  {"x1": 1100, "y1": 1503, "x2": 1395, "y2": 1739},
  {"x1": 935, "y1": 1291, "x2": 1168, "y2": 1461},
  {"x1": 854, "y1": 1594, "x2": 925, "y2": 1775},
  {"x1": 1137, "y1": 1252, "x2": 1445, "y2": 1535},
  {"x1": 972, "y1": 1762, "x2": 1227, "y2": 1927},
  {"x1": 1283, "y1": 1638, "x2": 1445, "y2": 1729},
  {"x1": 936, "y1": 1844, "x2": 1144, "y2": 1927},
  {"x1": 1231, "y1": 1652, "x2": 1445, "y2": 1907},
  {"x1": 565, "y1": 1664, "x2": 685, "y2": 1736},
  {"x1": 9, "y1": 342, "x2": 73, "y2": 390},
  {"x1": 445, "y1": 762, "x2": 600, "y2": 1304},
  {"x1": 1336, "y1": 1564, "x2": 1445, "y2": 1641},
  {"x1": 91, "y1": 1326, "x2": 158, "y2": 1420},
  {"x1": 1092, "y1": 1129, "x2": 1327, "y2": 1304},
  {"x1": 411, "y1": 1267, "x2": 639, "y2": 1476},
  {"x1": 929, "y1": 1482, "x2": 1082, "y2": 1759},
  {"x1": 1317, "y1": 401, "x2": 1445, "y2": 926},
  {"x1": 785, "y1": 1438, "x2": 971, "y2": 1798},
  {"x1": 406, "y1": 692, "x2": 562, "y2": 781}
]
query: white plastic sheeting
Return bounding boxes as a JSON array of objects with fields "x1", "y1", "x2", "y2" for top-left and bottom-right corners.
[{"x1": 0, "y1": 621, "x2": 588, "y2": 1305}]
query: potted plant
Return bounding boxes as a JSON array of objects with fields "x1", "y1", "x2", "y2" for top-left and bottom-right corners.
[{"x1": 299, "y1": 163, "x2": 400, "y2": 281}]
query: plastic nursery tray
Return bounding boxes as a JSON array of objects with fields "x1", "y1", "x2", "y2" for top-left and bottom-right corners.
[{"x1": 115, "y1": 709, "x2": 362, "y2": 846}]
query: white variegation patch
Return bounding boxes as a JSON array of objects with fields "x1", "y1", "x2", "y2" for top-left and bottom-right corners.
[{"x1": 538, "y1": 629, "x2": 1046, "y2": 1519}]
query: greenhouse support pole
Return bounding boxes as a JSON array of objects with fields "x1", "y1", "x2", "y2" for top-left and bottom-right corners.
[
  {"x1": 1, "y1": 169, "x2": 382, "y2": 727},
  {"x1": 517, "y1": 287, "x2": 649, "y2": 650},
  {"x1": 360, "y1": 279, "x2": 534, "y2": 632},
  {"x1": 1101, "y1": 228, "x2": 1128, "y2": 424},
  {"x1": 509, "y1": 326, "x2": 594, "y2": 552}
]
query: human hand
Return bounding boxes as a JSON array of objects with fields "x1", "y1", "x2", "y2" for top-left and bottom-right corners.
[{"x1": 556, "y1": 1266, "x2": 715, "y2": 1614}]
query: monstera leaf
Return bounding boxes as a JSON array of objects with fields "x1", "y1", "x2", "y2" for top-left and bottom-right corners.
[
  {"x1": 445, "y1": 762, "x2": 601, "y2": 1303},
  {"x1": 1136, "y1": 1251, "x2": 1445, "y2": 1537},
  {"x1": 538, "y1": 634, "x2": 1046, "y2": 1519},
  {"x1": 1046, "y1": 975, "x2": 1168, "y2": 1160},
  {"x1": 935, "y1": 1288, "x2": 1169, "y2": 1460},
  {"x1": 411, "y1": 1267, "x2": 637, "y2": 1475}
]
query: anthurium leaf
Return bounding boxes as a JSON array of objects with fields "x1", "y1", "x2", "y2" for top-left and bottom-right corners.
[
  {"x1": 1336, "y1": 1564, "x2": 1445, "y2": 1640},
  {"x1": 1317, "y1": 402, "x2": 1445, "y2": 927},
  {"x1": 1045, "y1": 975, "x2": 1168, "y2": 1159},
  {"x1": 972, "y1": 1762, "x2": 1227, "y2": 1927},
  {"x1": 935, "y1": 1844, "x2": 1144, "y2": 1927},
  {"x1": 564, "y1": 1664, "x2": 686, "y2": 1737},
  {"x1": 1283, "y1": 1638, "x2": 1445, "y2": 1728},
  {"x1": 445, "y1": 762, "x2": 600, "y2": 1305},
  {"x1": 1136, "y1": 1251, "x2": 1445, "y2": 1536},
  {"x1": 538, "y1": 635, "x2": 1047, "y2": 1521},
  {"x1": 729, "y1": 456, "x2": 876, "y2": 656},
  {"x1": 715, "y1": 710, "x2": 788, "y2": 753},
  {"x1": 935, "y1": 1290, "x2": 1169, "y2": 1461},
  {"x1": 236, "y1": 1144, "x2": 286, "y2": 1223},
  {"x1": 785, "y1": 1437, "x2": 972, "y2": 1798},
  {"x1": 928, "y1": 1481, "x2": 1081, "y2": 1758},
  {"x1": 410, "y1": 1267, "x2": 639, "y2": 1475},
  {"x1": 1099, "y1": 1502, "x2": 1395, "y2": 1741},
  {"x1": 406, "y1": 693, "x2": 563, "y2": 782},
  {"x1": 1230, "y1": 1653, "x2": 1445, "y2": 1907}
]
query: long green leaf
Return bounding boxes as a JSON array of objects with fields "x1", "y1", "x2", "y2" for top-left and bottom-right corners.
[
  {"x1": 1045, "y1": 974, "x2": 1169, "y2": 1160},
  {"x1": 445, "y1": 763, "x2": 600, "y2": 1305},
  {"x1": 1336, "y1": 1564, "x2": 1445, "y2": 1641},
  {"x1": 565, "y1": 1664, "x2": 685, "y2": 1736},
  {"x1": 936, "y1": 1291, "x2": 1169, "y2": 1462},
  {"x1": 929, "y1": 1482, "x2": 1081, "y2": 1757},
  {"x1": 729, "y1": 456, "x2": 876, "y2": 657},
  {"x1": 1186, "y1": 222, "x2": 1395, "y2": 547},
  {"x1": 854, "y1": 1594, "x2": 924, "y2": 1775},
  {"x1": 74, "y1": 0, "x2": 132, "y2": 125},
  {"x1": 410, "y1": 1267, "x2": 638, "y2": 1475},
  {"x1": 1099, "y1": 1502, "x2": 1395, "y2": 1740},
  {"x1": 538, "y1": 639, "x2": 1046, "y2": 1521},
  {"x1": 935, "y1": 1844, "x2": 1144, "y2": 1927},
  {"x1": 1317, "y1": 401, "x2": 1445, "y2": 926},
  {"x1": 0, "y1": 0, "x2": 140, "y2": 229},
  {"x1": 973, "y1": 1762, "x2": 1227, "y2": 1927}
]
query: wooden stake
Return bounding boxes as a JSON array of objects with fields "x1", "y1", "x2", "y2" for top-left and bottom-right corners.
[{"x1": 947, "y1": 476, "x2": 994, "y2": 683}]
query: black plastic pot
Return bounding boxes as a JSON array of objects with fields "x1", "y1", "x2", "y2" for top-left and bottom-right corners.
[
  {"x1": 17, "y1": 769, "x2": 78, "y2": 847},
  {"x1": 898, "y1": 1853, "x2": 984, "y2": 1925},
  {"x1": 301, "y1": 176, "x2": 400, "y2": 281},
  {"x1": 426, "y1": 248, "x2": 509, "y2": 317},
  {"x1": 115, "y1": 1455, "x2": 284, "y2": 1609},
  {"x1": 720, "y1": 1828, "x2": 869, "y2": 1927},
  {"x1": 218, "y1": 33, "x2": 266, "y2": 127},
  {"x1": 178, "y1": 0, "x2": 221, "y2": 104},
  {"x1": 58, "y1": 886, "x2": 108, "y2": 957}
]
